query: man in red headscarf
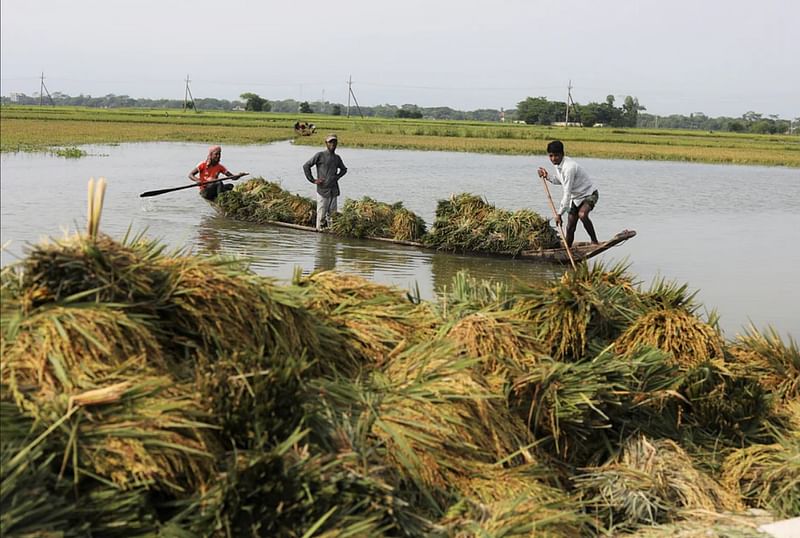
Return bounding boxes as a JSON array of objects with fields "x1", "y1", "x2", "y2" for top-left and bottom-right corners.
[{"x1": 189, "y1": 146, "x2": 246, "y2": 201}]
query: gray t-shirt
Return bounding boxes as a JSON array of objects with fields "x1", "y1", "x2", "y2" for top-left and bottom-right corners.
[{"x1": 303, "y1": 150, "x2": 347, "y2": 197}]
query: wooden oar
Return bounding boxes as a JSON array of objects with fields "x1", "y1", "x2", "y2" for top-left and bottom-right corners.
[
  {"x1": 139, "y1": 173, "x2": 248, "y2": 198},
  {"x1": 539, "y1": 174, "x2": 577, "y2": 269}
]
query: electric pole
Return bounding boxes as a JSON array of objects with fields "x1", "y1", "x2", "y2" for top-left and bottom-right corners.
[
  {"x1": 346, "y1": 75, "x2": 364, "y2": 119},
  {"x1": 183, "y1": 75, "x2": 198, "y2": 112},
  {"x1": 564, "y1": 80, "x2": 581, "y2": 127},
  {"x1": 565, "y1": 80, "x2": 571, "y2": 124},
  {"x1": 39, "y1": 72, "x2": 54, "y2": 106},
  {"x1": 346, "y1": 75, "x2": 352, "y2": 117}
]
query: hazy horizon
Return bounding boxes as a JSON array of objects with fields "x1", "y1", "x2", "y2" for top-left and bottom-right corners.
[{"x1": 2, "y1": 0, "x2": 798, "y2": 120}]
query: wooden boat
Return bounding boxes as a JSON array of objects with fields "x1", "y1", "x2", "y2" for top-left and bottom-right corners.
[{"x1": 239, "y1": 216, "x2": 637, "y2": 264}]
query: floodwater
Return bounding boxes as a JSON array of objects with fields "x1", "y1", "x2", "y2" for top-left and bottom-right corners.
[{"x1": 2, "y1": 141, "x2": 798, "y2": 338}]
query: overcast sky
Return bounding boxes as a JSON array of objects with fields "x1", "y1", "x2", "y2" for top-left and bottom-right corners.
[{"x1": 1, "y1": 0, "x2": 798, "y2": 119}]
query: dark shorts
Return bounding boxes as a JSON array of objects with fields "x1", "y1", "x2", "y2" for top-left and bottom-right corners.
[
  {"x1": 200, "y1": 182, "x2": 234, "y2": 201},
  {"x1": 569, "y1": 190, "x2": 599, "y2": 215}
]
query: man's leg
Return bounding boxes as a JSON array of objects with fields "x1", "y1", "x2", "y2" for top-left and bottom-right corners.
[
  {"x1": 326, "y1": 196, "x2": 338, "y2": 227},
  {"x1": 565, "y1": 212, "x2": 579, "y2": 247},
  {"x1": 577, "y1": 202, "x2": 599, "y2": 244},
  {"x1": 316, "y1": 194, "x2": 327, "y2": 230}
]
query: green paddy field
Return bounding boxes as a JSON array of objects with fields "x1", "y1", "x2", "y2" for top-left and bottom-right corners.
[{"x1": 2, "y1": 105, "x2": 798, "y2": 167}]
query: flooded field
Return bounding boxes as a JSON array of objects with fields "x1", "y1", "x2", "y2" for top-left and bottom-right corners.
[{"x1": 2, "y1": 141, "x2": 798, "y2": 337}]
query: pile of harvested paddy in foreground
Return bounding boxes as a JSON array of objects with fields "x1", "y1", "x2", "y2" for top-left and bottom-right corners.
[{"x1": 2, "y1": 221, "x2": 798, "y2": 536}]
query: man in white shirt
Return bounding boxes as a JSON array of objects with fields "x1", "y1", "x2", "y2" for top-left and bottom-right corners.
[{"x1": 537, "y1": 140, "x2": 599, "y2": 247}]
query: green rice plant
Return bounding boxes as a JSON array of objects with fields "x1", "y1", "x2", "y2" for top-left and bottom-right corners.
[
  {"x1": 52, "y1": 146, "x2": 86, "y2": 158},
  {"x1": 574, "y1": 435, "x2": 743, "y2": 533},
  {"x1": 728, "y1": 325, "x2": 800, "y2": 402}
]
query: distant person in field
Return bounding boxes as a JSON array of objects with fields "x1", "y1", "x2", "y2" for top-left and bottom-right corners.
[
  {"x1": 188, "y1": 145, "x2": 246, "y2": 201},
  {"x1": 537, "y1": 140, "x2": 599, "y2": 247},
  {"x1": 303, "y1": 133, "x2": 348, "y2": 231}
]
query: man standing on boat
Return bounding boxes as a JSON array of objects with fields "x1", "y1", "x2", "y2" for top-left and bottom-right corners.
[
  {"x1": 537, "y1": 140, "x2": 599, "y2": 247},
  {"x1": 303, "y1": 133, "x2": 348, "y2": 231},
  {"x1": 189, "y1": 145, "x2": 245, "y2": 201}
]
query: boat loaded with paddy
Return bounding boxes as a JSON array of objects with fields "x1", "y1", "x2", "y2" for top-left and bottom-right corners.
[{"x1": 208, "y1": 178, "x2": 635, "y2": 264}]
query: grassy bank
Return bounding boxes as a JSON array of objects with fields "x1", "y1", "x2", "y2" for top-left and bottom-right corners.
[{"x1": 2, "y1": 105, "x2": 799, "y2": 166}]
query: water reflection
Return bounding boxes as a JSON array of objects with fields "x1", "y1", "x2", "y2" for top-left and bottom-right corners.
[
  {"x1": 314, "y1": 233, "x2": 338, "y2": 272},
  {"x1": 429, "y1": 250, "x2": 562, "y2": 295}
]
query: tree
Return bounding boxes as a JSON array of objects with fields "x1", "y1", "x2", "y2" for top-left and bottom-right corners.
[
  {"x1": 332, "y1": 104, "x2": 342, "y2": 116},
  {"x1": 240, "y1": 93, "x2": 269, "y2": 112},
  {"x1": 517, "y1": 97, "x2": 563, "y2": 125},
  {"x1": 621, "y1": 96, "x2": 645, "y2": 127},
  {"x1": 299, "y1": 101, "x2": 313, "y2": 113}
]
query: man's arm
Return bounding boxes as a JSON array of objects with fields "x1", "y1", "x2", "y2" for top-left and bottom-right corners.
[
  {"x1": 302, "y1": 154, "x2": 317, "y2": 183},
  {"x1": 336, "y1": 157, "x2": 347, "y2": 180}
]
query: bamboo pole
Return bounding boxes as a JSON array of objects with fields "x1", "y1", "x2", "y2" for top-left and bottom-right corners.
[{"x1": 539, "y1": 175, "x2": 577, "y2": 269}]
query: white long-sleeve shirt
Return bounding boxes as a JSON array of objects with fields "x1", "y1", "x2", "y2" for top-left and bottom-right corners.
[{"x1": 545, "y1": 156, "x2": 596, "y2": 215}]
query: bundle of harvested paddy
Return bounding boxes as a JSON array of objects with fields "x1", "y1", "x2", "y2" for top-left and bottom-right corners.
[
  {"x1": 509, "y1": 348, "x2": 687, "y2": 465},
  {"x1": 331, "y1": 196, "x2": 427, "y2": 241},
  {"x1": 13, "y1": 232, "x2": 169, "y2": 314},
  {"x1": 215, "y1": 178, "x2": 316, "y2": 227},
  {"x1": 437, "y1": 270, "x2": 514, "y2": 319},
  {"x1": 721, "y1": 403, "x2": 800, "y2": 518},
  {"x1": 514, "y1": 261, "x2": 640, "y2": 361},
  {"x1": 358, "y1": 340, "x2": 532, "y2": 505},
  {"x1": 423, "y1": 193, "x2": 560, "y2": 254},
  {"x1": 679, "y1": 361, "x2": 771, "y2": 442},
  {"x1": 615, "y1": 307, "x2": 725, "y2": 369},
  {"x1": 728, "y1": 325, "x2": 800, "y2": 402},
  {"x1": 295, "y1": 270, "x2": 439, "y2": 369},
  {"x1": 445, "y1": 311, "x2": 542, "y2": 376},
  {"x1": 194, "y1": 348, "x2": 313, "y2": 448},
  {"x1": 180, "y1": 428, "x2": 412, "y2": 537},
  {"x1": 153, "y1": 255, "x2": 322, "y2": 361},
  {"x1": 440, "y1": 463, "x2": 591, "y2": 537},
  {"x1": 574, "y1": 435, "x2": 743, "y2": 533}
]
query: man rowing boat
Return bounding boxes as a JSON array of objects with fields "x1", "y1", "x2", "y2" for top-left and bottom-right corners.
[
  {"x1": 537, "y1": 140, "x2": 599, "y2": 248},
  {"x1": 189, "y1": 145, "x2": 247, "y2": 201}
]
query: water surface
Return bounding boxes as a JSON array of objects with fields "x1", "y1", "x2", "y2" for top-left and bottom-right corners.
[{"x1": 2, "y1": 141, "x2": 798, "y2": 338}]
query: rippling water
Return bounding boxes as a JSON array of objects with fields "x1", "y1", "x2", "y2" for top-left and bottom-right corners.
[{"x1": 2, "y1": 141, "x2": 798, "y2": 337}]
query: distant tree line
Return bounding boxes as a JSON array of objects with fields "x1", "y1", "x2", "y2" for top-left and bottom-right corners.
[
  {"x1": 2, "y1": 91, "x2": 795, "y2": 134},
  {"x1": 516, "y1": 95, "x2": 795, "y2": 134}
]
